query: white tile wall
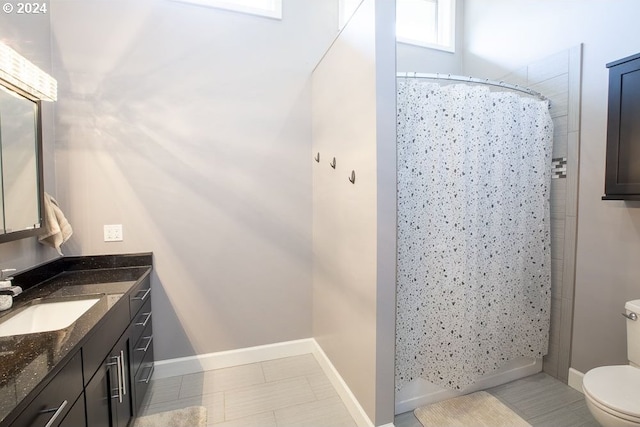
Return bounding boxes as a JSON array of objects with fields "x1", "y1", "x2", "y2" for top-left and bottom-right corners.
[{"x1": 502, "y1": 45, "x2": 582, "y2": 383}]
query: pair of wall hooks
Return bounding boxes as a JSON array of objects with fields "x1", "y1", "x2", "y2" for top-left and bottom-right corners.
[{"x1": 314, "y1": 152, "x2": 356, "y2": 184}]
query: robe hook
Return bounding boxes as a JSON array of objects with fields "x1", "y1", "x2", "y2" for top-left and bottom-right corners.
[
  {"x1": 348, "y1": 170, "x2": 356, "y2": 184},
  {"x1": 314, "y1": 152, "x2": 320, "y2": 163},
  {"x1": 330, "y1": 157, "x2": 336, "y2": 169}
]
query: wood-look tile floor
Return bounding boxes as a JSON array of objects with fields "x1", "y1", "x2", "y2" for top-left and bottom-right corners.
[
  {"x1": 395, "y1": 373, "x2": 601, "y2": 427},
  {"x1": 138, "y1": 354, "x2": 358, "y2": 427},
  {"x1": 140, "y1": 357, "x2": 599, "y2": 427}
]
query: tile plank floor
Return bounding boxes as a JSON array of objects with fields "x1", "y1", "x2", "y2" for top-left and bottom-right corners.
[
  {"x1": 138, "y1": 354, "x2": 357, "y2": 427},
  {"x1": 140, "y1": 356, "x2": 599, "y2": 427}
]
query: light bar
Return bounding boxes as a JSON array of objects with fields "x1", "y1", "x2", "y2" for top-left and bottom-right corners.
[{"x1": 0, "y1": 41, "x2": 57, "y2": 101}]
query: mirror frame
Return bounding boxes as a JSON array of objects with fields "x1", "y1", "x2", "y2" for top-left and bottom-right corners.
[{"x1": 0, "y1": 77, "x2": 45, "y2": 244}]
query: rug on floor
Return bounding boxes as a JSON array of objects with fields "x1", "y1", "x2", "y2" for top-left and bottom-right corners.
[
  {"x1": 414, "y1": 391, "x2": 531, "y2": 427},
  {"x1": 133, "y1": 406, "x2": 207, "y2": 427}
]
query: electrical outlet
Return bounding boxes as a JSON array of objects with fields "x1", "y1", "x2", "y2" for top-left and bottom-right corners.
[{"x1": 104, "y1": 224, "x2": 123, "y2": 242}]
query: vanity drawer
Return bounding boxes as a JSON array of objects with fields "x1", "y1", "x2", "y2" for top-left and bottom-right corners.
[
  {"x1": 12, "y1": 351, "x2": 83, "y2": 427},
  {"x1": 133, "y1": 348, "x2": 154, "y2": 413},
  {"x1": 129, "y1": 276, "x2": 151, "y2": 319},
  {"x1": 131, "y1": 319, "x2": 153, "y2": 376},
  {"x1": 58, "y1": 394, "x2": 86, "y2": 427},
  {"x1": 130, "y1": 298, "x2": 152, "y2": 345}
]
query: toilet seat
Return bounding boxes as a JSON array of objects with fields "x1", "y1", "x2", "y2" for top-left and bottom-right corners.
[
  {"x1": 584, "y1": 387, "x2": 640, "y2": 424},
  {"x1": 583, "y1": 365, "x2": 640, "y2": 422}
]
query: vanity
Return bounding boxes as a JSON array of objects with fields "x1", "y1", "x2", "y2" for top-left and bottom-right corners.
[
  {"x1": 0, "y1": 24, "x2": 155, "y2": 427},
  {"x1": 0, "y1": 253, "x2": 153, "y2": 427}
]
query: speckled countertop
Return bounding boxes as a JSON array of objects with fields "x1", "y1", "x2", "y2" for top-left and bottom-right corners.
[{"x1": 0, "y1": 253, "x2": 152, "y2": 425}]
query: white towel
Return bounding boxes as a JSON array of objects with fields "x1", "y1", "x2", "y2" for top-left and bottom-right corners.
[{"x1": 38, "y1": 192, "x2": 73, "y2": 255}]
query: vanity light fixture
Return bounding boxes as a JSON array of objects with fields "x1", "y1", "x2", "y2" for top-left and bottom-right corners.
[{"x1": 0, "y1": 41, "x2": 57, "y2": 101}]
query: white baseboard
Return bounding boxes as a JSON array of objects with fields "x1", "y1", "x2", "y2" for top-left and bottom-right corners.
[
  {"x1": 153, "y1": 338, "x2": 317, "y2": 379},
  {"x1": 309, "y1": 340, "x2": 375, "y2": 427},
  {"x1": 153, "y1": 338, "x2": 379, "y2": 427},
  {"x1": 568, "y1": 368, "x2": 584, "y2": 393}
]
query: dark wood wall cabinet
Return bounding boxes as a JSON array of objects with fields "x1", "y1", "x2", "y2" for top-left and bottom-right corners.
[
  {"x1": 0, "y1": 262, "x2": 153, "y2": 427},
  {"x1": 603, "y1": 52, "x2": 640, "y2": 200}
]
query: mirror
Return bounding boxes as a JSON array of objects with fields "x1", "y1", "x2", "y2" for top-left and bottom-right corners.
[{"x1": 0, "y1": 80, "x2": 43, "y2": 243}]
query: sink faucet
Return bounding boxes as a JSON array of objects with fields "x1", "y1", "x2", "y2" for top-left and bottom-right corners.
[
  {"x1": 0, "y1": 268, "x2": 15, "y2": 280},
  {"x1": 0, "y1": 268, "x2": 19, "y2": 311},
  {"x1": 0, "y1": 286, "x2": 22, "y2": 296}
]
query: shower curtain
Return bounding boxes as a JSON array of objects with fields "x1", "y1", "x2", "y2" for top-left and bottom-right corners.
[{"x1": 395, "y1": 79, "x2": 553, "y2": 391}]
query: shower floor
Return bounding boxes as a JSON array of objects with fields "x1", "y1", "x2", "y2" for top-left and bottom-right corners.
[{"x1": 395, "y1": 373, "x2": 599, "y2": 427}]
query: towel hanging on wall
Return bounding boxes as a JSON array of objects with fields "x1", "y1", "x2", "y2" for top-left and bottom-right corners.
[{"x1": 38, "y1": 192, "x2": 73, "y2": 255}]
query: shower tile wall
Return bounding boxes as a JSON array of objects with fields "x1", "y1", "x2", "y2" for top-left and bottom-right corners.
[{"x1": 503, "y1": 46, "x2": 582, "y2": 382}]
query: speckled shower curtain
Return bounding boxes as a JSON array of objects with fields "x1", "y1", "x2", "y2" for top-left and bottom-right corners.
[{"x1": 395, "y1": 79, "x2": 553, "y2": 391}]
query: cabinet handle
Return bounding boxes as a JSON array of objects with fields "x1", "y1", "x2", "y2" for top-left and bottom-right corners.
[
  {"x1": 132, "y1": 288, "x2": 151, "y2": 301},
  {"x1": 136, "y1": 336, "x2": 153, "y2": 353},
  {"x1": 138, "y1": 364, "x2": 155, "y2": 384},
  {"x1": 109, "y1": 354, "x2": 123, "y2": 403},
  {"x1": 41, "y1": 400, "x2": 68, "y2": 427},
  {"x1": 135, "y1": 312, "x2": 152, "y2": 327},
  {"x1": 120, "y1": 350, "x2": 127, "y2": 397}
]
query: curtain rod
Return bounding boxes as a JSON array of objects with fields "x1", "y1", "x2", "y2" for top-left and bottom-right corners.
[{"x1": 396, "y1": 72, "x2": 550, "y2": 104}]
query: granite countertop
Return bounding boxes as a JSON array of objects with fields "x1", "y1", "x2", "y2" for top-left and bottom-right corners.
[{"x1": 0, "y1": 253, "x2": 152, "y2": 425}]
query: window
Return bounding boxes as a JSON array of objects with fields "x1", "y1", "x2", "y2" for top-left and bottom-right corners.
[
  {"x1": 339, "y1": 0, "x2": 362, "y2": 29},
  {"x1": 171, "y1": 0, "x2": 282, "y2": 19},
  {"x1": 396, "y1": 0, "x2": 455, "y2": 52}
]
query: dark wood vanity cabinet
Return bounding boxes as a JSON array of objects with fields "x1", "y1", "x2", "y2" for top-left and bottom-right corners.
[
  {"x1": 6, "y1": 274, "x2": 153, "y2": 427},
  {"x1": 85, "y1": 275, "x2": 153, "y2": 427}
]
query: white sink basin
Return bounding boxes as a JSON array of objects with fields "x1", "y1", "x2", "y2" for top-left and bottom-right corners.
[{"x1": 0, "y1": 298, "x2": 100, "y2": 337}]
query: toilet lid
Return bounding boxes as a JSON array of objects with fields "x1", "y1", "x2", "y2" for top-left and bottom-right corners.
[{"x1": 583, "y1": 365, "x2": 640, "y2": 418}]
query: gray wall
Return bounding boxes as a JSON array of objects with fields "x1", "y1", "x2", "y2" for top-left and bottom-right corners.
[
  {"x1": 0, "y1": 5, "x2": 60, "y2": 271},
  {"x1": 311, "y1": 0, "x2": 396, "y2": 424},
  {"x1": 50, "y1": 0, "x2": 337, "y2": 360},
  {"x1": 463, "y1": 0, "x2": 640, "y2": 374}
]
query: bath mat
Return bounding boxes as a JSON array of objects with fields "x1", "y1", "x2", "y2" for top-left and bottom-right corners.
[
  {"x1": 133, "y1": 406, "x2": 207, "y2": 427},
  {"x1": 414, "y1": 391, "x2": 531, "y2": 427}
]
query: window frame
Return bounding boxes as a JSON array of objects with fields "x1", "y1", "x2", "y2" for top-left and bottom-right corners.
[
  {"x1": 396, "y1": 0, "x2": 456, "y2": 53},
  {"x1": 338, "y1": 0, "x2": 362, "y2": 30},
  {"x1": 170, "y1": 0, "x2": 282, "y2": 20}
]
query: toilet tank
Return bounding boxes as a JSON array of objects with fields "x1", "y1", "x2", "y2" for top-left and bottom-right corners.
[{"x1": 626, "y1": 299, "x2": 640, "y2": 366}]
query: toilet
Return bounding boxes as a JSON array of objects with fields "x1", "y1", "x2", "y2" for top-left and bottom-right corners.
[{"x1": 582, "y1": 299, "x2": 640, "y2": 427}]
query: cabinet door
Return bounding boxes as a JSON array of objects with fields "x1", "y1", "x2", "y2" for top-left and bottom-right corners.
[
  {"x1": 109, "y1": 334, "x2": 133, "y2": 427},
  {"x1": 604, "y1": 53, "x2": 640, "y2": 198},
  {"x1": 85, "y1": 360, "x2": 111, "y2": 427},
  {"x1": 86, "y1": 334, "x2": 133, "y2": 427}
]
